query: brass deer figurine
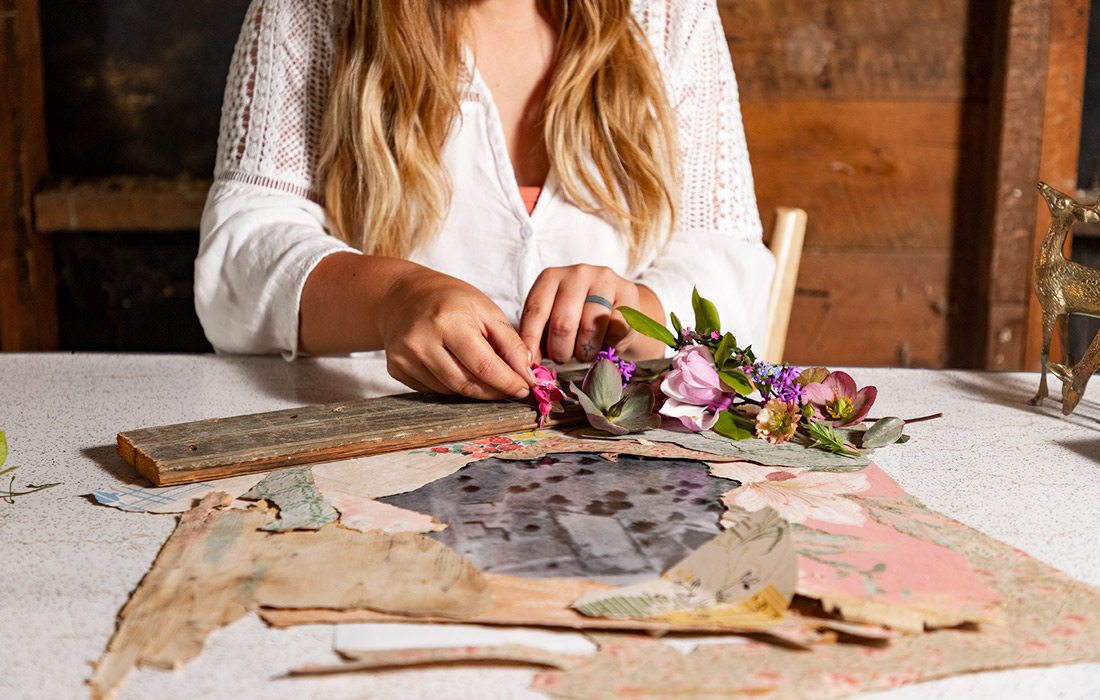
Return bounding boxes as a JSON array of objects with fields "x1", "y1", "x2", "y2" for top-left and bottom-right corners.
[{"x1": 1030, "y1": 181, "x2": 1100, "y2": 414}]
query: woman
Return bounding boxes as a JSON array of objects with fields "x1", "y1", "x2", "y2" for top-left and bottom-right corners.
[{"x1": 196, "y1": 0, "x2": 774, "y2": 400}]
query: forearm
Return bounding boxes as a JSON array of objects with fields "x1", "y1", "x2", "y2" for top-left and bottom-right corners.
[{"x1": 298, "y1": 252, "x2": 429, "y2": 355}]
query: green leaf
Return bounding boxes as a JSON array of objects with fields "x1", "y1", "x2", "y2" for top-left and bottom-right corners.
[
  {"x1": 718, "y1": 369, "x2": 754, "y2": 396},
  {"x1": 804, "y1": 420, "x2": 861, "y2": 458},
  {"x1": 861, "y1": 417, "x2": 906, "y2": 449},
  {"x1": 691, "y1": 288, "x2": 722, "y2": 335},
  {"x1": 588, "y1": 360, "x2": 624, "y2": 412},
  {"x1": 0, "y1": 431, "x2": 6, "y2": 469},
  {"x1": 712, "y1": 411, "x2": 754, "y2": 441},
  {"x1": 670, "y1": 312, "x2": 683, "y2": 343},
  {"x1": 714, "y1": 332, "x2": 736, "y2": 369},
  {"x1": 618, "y1": 306, "x2": 676, "y2": 348}
]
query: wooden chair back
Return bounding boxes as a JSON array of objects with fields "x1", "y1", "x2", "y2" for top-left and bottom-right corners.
[{"x1": 759, "y1": 207, "x2": 807, "y2": 363}]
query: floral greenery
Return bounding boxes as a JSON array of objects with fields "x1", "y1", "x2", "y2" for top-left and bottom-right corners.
[
  {"x1": 0, "y1": 432, "x2": 60, "y2": 504},
  {"x1": 570, "y1": 288, "x2": 907, "y2": 457}
]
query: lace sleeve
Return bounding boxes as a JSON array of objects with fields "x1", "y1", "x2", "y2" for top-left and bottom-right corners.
[
  {"x1": 634, "y1": 0, "x2": 775, "y2": 346},
  {"x1": 196, "y1": 0, "x2": 355, "y2": 357},
  {"x1": 215, "y1": 0, "x2": 344, "y2": 197}
]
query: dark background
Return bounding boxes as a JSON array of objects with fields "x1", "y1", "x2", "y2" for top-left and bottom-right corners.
[
  {"x1": 38, "y1": 0, "x2": 1100, "y2": 355},
  {"x1": 40, "y1": 0, "x2": 250, "y2": 352}
]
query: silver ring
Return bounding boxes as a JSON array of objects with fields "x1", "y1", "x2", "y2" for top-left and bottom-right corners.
[{"x1": 584, "y1": 294, "x2": 613, "y2": 310}]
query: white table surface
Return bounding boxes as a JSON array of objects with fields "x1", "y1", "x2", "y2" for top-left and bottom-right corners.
[{"x1": 2, "y1": 353, "x2": 1098, "y2": 699}]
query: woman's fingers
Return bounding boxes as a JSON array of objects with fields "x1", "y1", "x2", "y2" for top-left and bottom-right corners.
[
  {"x1": 545, "y1": 276, "x2": 590, "y2": 363},
  {"x1": 519, "y1": 273, "x2": 560, "y2": 363},
  {"x1": 486, "y1": 318, "x2": 538, "y2": 386},
  {"x1": 573, "y1": 286, "x2": 616, "y2": 362},
  {"x1": 441, "y1": 327, "x2": 531, "y2": 399},
  {"x1": 387, "y1": 354, "x2": 450, "y2": 394}
]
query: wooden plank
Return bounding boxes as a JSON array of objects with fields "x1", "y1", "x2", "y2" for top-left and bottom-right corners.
[
  {"x1": 977, "y1": 0, "x2": 1052, "y2": 369},
  {"x1": 784, "y1": 250, "x2": 953, "y2": 367},
  {"x1": 720, "y1": 0, "x2": 993, "y2": 100},
  {"x1": 0, "y1": 0, "x2": 57, "y2": 350},
  {"x1": 33, "y1": 177, "x2": 211, "y2": 232},
  {"x1": 118, "y1": 394, "x2": 587, "y2": 487},
  {"x1": 743, "y1": 99, "x2": 979, "y2": 252},
  {"x1": 1024, "y1": 0, "x2": 1089, "y2": 369}
]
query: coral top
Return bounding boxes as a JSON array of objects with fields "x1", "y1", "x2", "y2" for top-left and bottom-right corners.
[{"x1": 519, "y1": 186, "x2": 541, "y2": 215}]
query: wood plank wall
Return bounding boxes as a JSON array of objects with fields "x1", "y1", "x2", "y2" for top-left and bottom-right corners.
[
  {"x1": 0, "y1": 0, "x2": 57, "y2": 350},
  {"x1": 721, "y1": 0, "x2": 996, "y2": 367}
]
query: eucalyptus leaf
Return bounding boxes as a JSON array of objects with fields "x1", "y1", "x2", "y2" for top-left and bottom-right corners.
[
  {"x1": 861, "y1": 417, "x2": 906, "y2": 449},
  {"x1": 691, "y1": 287, "x2": 721, "y2": 335},
  {"x1": 618, "y1": 306, "x2": 676, "y2": 348},
  {"x1": 718, "y1": 369, "x2": 753, "y2": 396}
]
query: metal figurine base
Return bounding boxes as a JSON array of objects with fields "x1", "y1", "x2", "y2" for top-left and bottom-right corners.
[{"x1": 1030, "y1": 181, "x2": 1100, "y2": 415}]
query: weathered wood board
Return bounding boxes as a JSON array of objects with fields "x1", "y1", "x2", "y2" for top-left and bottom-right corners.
[{"x1": 118, "y1": 394, "x2": 584, "y2": 486}]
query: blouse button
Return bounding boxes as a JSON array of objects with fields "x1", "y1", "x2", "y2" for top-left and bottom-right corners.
[{"x1": 520, "y1": 223, "x2": 534, "y2": 239}]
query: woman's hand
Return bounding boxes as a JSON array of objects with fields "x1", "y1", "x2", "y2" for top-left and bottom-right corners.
[
  {"x1": 519, "y1": 264, "x2": 665, "y2": 364},
  {"x1": 379, "y1": 268, "x2": 536, "y2": 400}
]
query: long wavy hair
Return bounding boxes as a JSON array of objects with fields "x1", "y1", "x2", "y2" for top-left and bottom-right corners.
[{"x1": 319, "y1": 0, "x2": 678, "y2": 265}]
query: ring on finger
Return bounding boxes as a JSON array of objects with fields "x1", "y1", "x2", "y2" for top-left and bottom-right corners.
[{"x1": 584, "y1": 294, "x2": 613, "y2": 310}]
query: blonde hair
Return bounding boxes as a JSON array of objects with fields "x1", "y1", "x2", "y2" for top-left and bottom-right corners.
[{"x1": 320, "y1": 0, "x2": 678, "y2": 264}]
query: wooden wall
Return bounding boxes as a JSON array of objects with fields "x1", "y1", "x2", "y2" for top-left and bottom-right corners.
[{"x1": 722, "y1": 0, "x2": 997, "y2": 367}]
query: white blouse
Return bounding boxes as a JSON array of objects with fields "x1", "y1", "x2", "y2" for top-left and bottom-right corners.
[{"x1": 195, "y1": 0, "x2": 775, "y2": 360}]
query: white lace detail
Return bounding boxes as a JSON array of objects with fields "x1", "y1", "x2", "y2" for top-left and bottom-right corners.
[
  {"x1": 214, "y1": 0, "x2": 761, "y2": 238},
  {"x1": 215, "y1": 0, "x2": 345, "y2": 201}
]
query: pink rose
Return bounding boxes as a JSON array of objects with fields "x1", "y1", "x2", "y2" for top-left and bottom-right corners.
[{"x1": 658, "y1": 346, "x2": 731, "y2": 431}]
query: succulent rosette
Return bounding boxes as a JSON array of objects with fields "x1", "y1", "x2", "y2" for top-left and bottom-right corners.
[{"x1": 570, "y1": 359, "x2": 660, "y2": 435}]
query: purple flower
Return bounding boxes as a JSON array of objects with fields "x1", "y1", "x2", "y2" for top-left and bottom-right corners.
[
  {"x1": 749, "y1": 362, "x2": 806, "y2": 404},
  {"x1": 803, "y1": 370, "x2": 877, "y2": 427},
  {"x1": 658, "y1": 345, "x2": 731, "y2": 431},
  {"x1": 593, "y1": 347, "x2": 636, "y2": 384}
]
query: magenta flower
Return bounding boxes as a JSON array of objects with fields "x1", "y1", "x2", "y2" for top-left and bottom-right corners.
[
  {"x1": 658, "y1": 345, "x2": 732, "y2": 431},
  {"x1": 802, "y1": 370, "x2": 877, "y2": 427},
  {"x1": 529, "y1": 364, "x2": 566, "y2": 426}
]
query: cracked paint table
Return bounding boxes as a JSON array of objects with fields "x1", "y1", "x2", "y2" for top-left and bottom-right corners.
[{"x1": 2, "y1": 353, "x2": 1099, "y2": 699}]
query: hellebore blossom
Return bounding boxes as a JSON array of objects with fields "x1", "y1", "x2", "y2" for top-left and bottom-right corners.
[
  {"x1": 570, "y1": 359, "x2": 659, "y2": 435},
  {"x1": 658, "y1": 345, "x2": 732, "y2": 431},
  {"x1": 755, "y1": 398, "x2": 801, "y2": 444},
  {"x1": 803, "y1": 370, "x2": 877, "y2": 428},
  {"x1": 530, "y1": 364, "x2": 566, "y2": 426}
]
